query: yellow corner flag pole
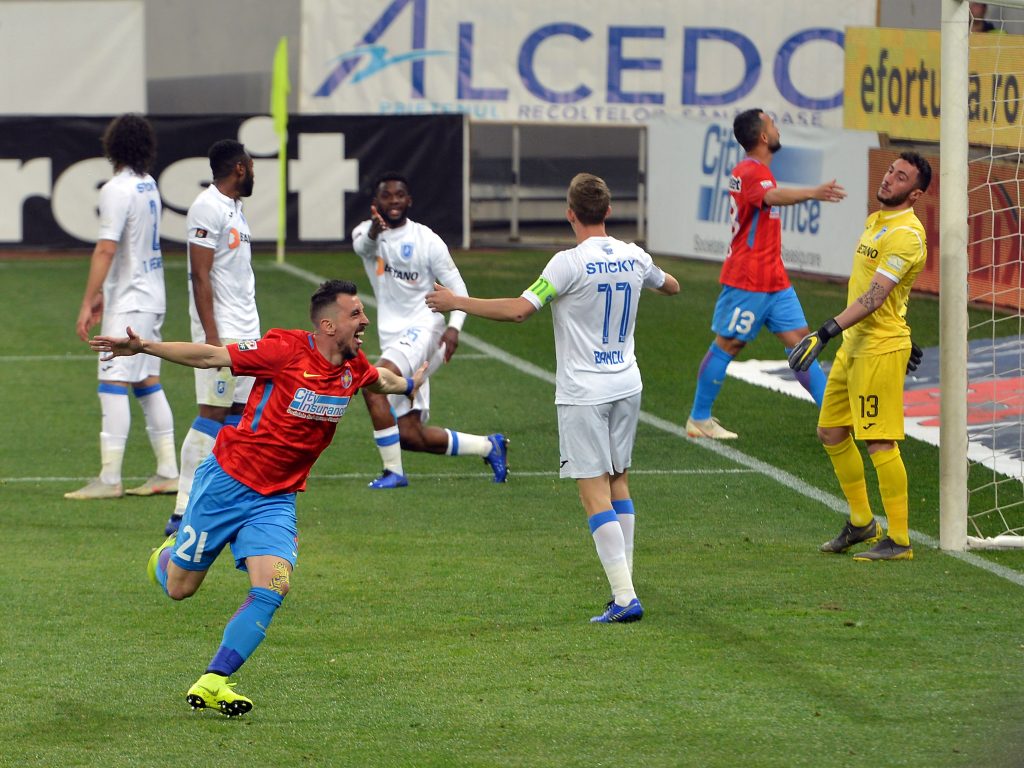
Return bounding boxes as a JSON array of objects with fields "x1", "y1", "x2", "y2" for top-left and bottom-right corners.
[{"x1": 270, "y1": 36, "x2": 290, "y2": 264}]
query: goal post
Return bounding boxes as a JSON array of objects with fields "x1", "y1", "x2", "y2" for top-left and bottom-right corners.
[
  {"x1": 941, "y1": 0, "x2": 1024, "y2": 550},
  {"x1": 940, "y1": 0, "x2": 969, "y2": 551}
]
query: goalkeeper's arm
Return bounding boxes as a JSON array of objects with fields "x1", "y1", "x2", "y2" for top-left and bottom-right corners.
[{"x1": 788, "y1": 275, "x2": 898, "y2": 371}]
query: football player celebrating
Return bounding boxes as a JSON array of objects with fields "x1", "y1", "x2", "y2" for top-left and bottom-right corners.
[{"x1": 91, "y1": 280, "x2": 427, "y2": 715}]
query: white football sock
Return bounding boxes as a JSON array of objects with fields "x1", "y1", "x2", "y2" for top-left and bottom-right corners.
[
  {"x1": 617, "y1": 513, "x2": 635, "y2": 575},
  {"x1": 373, "y1": 426, "x2": 404, "y2": 475},
  {"x1": 99, "y1": 432, "x2": 127, "y2": 485},
  {"x1": 136, "y1": 387, "x2": 177, "y2": 478},
  {"x1": 98, "y1": 389, "x2": 130, "y2": 484},
  {"x1": 444, "y1": 429, "x2": 492, "y2": 457},
  {"x1": 591, "y1": 518, "x2": 637, "y2": 605},
  {"x1": 174, "y1": 427, "x2": 216, "y2": 515}
]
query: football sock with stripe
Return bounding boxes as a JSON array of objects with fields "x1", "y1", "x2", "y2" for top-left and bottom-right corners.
[
  {"x1": 788, "y1": 356, "x2": 827, "y2": 407},
  {"x1": 174, "y1": 417, "x2": 221, "y2": 515},
  {"x1": 134, "y1": 383, "x2": 177, "y2": 478},
  {"x1": 824, "y1": 435, "x2": 873, "y2": 527},
  {"x1": 612, "y1": 498, "x2": 635, "y2": 575},
  {"x1": 154, "y1": 546, "x2": 172, "y2": 594},
  {"x1": 872, "y1": 445, "x2": 910, "y2": 546},
  {"x1": 207, "y1": 588, "x2": 284, "y2": 677},
  {"x1": 589, "y1": 510, "x2": 636, "y2": 606},
  {"x1": 689, "y1": 344, "x2": 734, "y2": 421},
  {"x1": 373, "y1": 426, "x2": 404, "y2": 475},
  {"x1": 444, "y1": 429, "x2": 491, "y2": 457},
  {"x1": 98, "y1": 383, "x2": 130, "y2": 484}
]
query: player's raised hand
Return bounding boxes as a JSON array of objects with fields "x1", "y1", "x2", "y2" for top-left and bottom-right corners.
[
  {"x1": 368, "y1": 204, "x2": 388, "y2": 238},
  {"x1": 90, "y1": 325, "x2": 144, "y2": 360},
  {"x1": 906, "y1": 341, "x2": 923, "y2": 374},
  {"x1": 813, "y1": 179, "x2": 846, "y2": 203},
  {"x1": 425, "y1": 282, "x2": 455, "y2": 313},
  {"x1": 788, "y1": 318, "x2": 842, "y2": 371}
]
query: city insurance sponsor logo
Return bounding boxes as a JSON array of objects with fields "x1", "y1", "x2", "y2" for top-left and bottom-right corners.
[{"x1": 696, "y1": 122, "x2": 824, "y2": 237}]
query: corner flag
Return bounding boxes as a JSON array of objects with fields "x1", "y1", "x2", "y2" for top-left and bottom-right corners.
[{"x1": 270, "y1": 36, "x2": 289, "y2": 263}]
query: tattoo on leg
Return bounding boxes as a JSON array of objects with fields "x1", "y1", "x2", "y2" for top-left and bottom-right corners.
[{"x1": 267, "y1": 560, "x2": 290, "y2": 594}]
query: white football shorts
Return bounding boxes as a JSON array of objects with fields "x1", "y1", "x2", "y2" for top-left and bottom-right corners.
[
  {"x1": 98, "y1": 310, "x2": 164, "y2": 382},
  {"x1": 556, "y1": 394, "x2": 641, "y2": 479},
  {"x1": 378, "y1": 325, "x2": 446, "y2": 421}
]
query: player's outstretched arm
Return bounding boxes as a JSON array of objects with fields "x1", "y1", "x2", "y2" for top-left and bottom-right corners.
[
  {"x1": 366, "y1": 361, "x2": 429, "y2": 396},
  {"x1": 789, "y1": 276, "x2": 899, "y2": 371},
  {"x1": 764, "y1": 179, "x2": 846, "y2": 207},
  {"x1": 426, "y1": 283, "x2": 537, "y2": 323},
  {"x1": 654, "y1": 272, "x2": 681, "y2": 296},
  {"x1": 90, "y1": 326, "x2": 232, "y2": 369}
]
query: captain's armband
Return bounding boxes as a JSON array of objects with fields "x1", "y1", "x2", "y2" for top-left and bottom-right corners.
[{"x1": 526, "y1": 276, "x2": 557, "y2": 306}]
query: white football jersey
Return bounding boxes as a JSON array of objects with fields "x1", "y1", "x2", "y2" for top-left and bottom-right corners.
[
  {"x1": 522, "y1": 236, "x2": 667, "y2": 405},
  {"x1": 97, "y1": 168, "x2": 165, "y2": 314},
  {"x1": 352, "y1": 218, "x2": 467, "y2": 339},
  {"x1": 185, "y1": 184, "x2": 260, "y2": 342}
]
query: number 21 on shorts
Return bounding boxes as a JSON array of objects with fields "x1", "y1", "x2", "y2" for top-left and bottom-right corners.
[{"x1": 175, "y1": 524, "x2": 208, "y2": 563}]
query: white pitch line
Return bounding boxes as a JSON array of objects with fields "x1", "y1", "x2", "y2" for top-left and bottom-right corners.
[
  {"x1": 2, "y1": 352, "x2": 493, "y2": 363},
  {"x1": 1, "y1": 354, "x2": 97, "y2": 362},
  {"x1": 2, "y1": 467, "x2": 757, "y2": 484},
  {"x1": 275, "y1": 262, "x2": 1024, "y2": 588},
  {"x1": 31, "y1": 260, "x2": 1013, "y2": 585}
]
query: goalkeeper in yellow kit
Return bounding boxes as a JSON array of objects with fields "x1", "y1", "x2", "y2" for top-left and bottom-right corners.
[{"x1": 789, "y1": 151, "x2": 931, "y2": 561}]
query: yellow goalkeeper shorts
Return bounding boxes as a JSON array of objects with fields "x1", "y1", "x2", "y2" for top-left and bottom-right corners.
[{"x1": 818, "y1": 346, "x2": 909, "y2": 441}]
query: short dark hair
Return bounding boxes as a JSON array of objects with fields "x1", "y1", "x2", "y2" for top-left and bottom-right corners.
[
  {"x1": 733, "y1": 108, "x2": 766, "y2": 152},
  {"x1": 208, "y1": 140, "x2": 249, "y2": 180},
  {"x1": 310, "y1": 279, "x2": 358, "y2": 323},
  {"x1": 101, "y1": 113, "x2": 156, "y2": 175},
  {"x1": 899, "y1": 151, "x2": 932, "y2": 193},
  {"x1": 567, "y1": 173, "x2": 611, "y2": 225},
  {"x1": 372, "y1": 171, "x2": 410, "y2": 196}
]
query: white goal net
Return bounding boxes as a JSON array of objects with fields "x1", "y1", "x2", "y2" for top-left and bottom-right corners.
[{"x1": 942, "y1": 0, "x2": 1024, "y2": 549}]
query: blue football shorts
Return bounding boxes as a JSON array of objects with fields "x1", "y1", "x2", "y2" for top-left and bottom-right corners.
[
  {"x1": 710, "y1": 285, "x2": 809, "y2": 342},
  {"x1": 171, "y1": 454, "x2": 298, "y2": 573}
]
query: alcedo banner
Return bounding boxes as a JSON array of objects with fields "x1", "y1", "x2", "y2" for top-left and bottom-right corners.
[{"x1": 300, "y1": 0, "x2": 876, "y2": 127}]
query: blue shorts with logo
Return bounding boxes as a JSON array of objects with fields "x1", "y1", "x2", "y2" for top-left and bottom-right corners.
[
  {"x1": 170, "y1": 454, "x2": 298, "y2": 573},
  {"x1": 710, "y1": 285, "x2": 809, "y2": 342}
]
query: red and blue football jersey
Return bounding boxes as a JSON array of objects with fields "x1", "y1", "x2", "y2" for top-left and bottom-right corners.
[
  {"x1": 720, "y1": 158, "x2": 790, "y2": 293},
  {"x1": 215, "y1": 328, "x2": 379, "y2": 495}
]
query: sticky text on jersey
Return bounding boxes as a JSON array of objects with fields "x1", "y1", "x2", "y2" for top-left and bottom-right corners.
[{"x1": 586, "y1": 259, "x2": 636, "y2": 275}]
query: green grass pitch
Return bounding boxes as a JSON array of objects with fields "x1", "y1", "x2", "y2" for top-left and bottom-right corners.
[{"x1": 1, "y1": 248, "x2": 1023, "y2": 767}]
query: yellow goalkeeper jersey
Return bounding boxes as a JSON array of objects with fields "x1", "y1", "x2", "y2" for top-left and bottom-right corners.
[{"x1": 841, "y1": 207, "x2": 927, "y2": 358}]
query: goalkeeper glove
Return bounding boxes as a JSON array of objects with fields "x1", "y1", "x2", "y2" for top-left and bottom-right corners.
[
  {"x1": 906, "y1": 341, "x2": 923, "y2": 373},
  {"x1": 788, "y1": 318, "x2": 842, "y2": 372}
]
